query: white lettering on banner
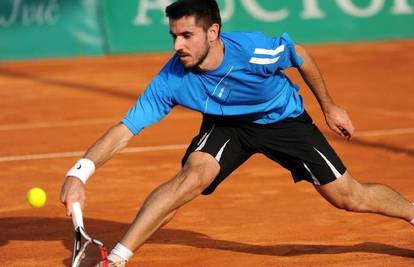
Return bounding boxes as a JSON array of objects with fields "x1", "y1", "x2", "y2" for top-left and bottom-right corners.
[
  {"x1": 130, "y1": 0, "x2": 414, "y2": 26},
  {"x1": 0, "y1": 0, "x2": 19, "y2": 27},
  {"x1": 301, "y1": 0, "x2": 325, "y2": 19},
  {"x1": 239, "y1": 0, "x2": 414, "y2": 21},
  {"x1": 73, "y1": 0, "x2": 102, "y2": 46},
  {"x1": 132, "y1": 0, "x2": 234, "y2": 25},
  {"x1": 132, "y1": 0, "x2": 172, "y2": 25},
  {"x1": 391, "y1": 0, "x2": 413, "y2": 14},
  {"x1": 220, "y1": 0, "x2": 235, "y2": 23},
  {"x1": 240, "y1": 0, "x2": 289, "y2": 22},
  {"x1": 0, "y1": 0, "x2": 59, "y2": 27},
  {"x1": 335, "y1": 0, "x2": 384, "y2": 17}
]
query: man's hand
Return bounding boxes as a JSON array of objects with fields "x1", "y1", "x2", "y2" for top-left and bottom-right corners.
[
  {"x1": 295, "y1": 44, "x2": 355, "y2": 139},
  {"x1": 323, "y1": 105, "x2": 355, "y2": 140},
  {"x1": 60, "y1": 176, "x2": 86, "y2": 216}
]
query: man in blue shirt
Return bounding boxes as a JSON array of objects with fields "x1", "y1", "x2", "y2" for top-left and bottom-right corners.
[
  {"x1": 60, "y1": 0, "x2": 414, "y2": 266},
  {"x1": 122, "y1": 31, "x2": 305, "y2": 132}
]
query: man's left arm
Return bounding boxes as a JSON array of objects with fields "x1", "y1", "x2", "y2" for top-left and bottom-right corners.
[{"x1": 294, "y1": 44, "x2": 354, "y2": 139}]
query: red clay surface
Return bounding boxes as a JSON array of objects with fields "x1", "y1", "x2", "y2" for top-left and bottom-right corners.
[{"x1": 0, "y1": 40, "x2": 413, "y2": 266}]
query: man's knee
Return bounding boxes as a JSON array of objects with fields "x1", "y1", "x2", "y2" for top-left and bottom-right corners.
[
  {"x1": 316, "y1": 172, "x2": 366, "y2": 212},
  {"x1": 332, "y1": 190, "x2": 364, "y2": 212},
  {"x1": 175, "y1": 152, "x2": 220, "y2": 197}
]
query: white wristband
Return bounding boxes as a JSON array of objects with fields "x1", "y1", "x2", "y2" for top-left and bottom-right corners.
[
  {"x1": 66, "y1": 158, "x2": 95, "y2": 184},
  {"x1": 111, "y1": 243, "x2": 133, "y2": 262}
]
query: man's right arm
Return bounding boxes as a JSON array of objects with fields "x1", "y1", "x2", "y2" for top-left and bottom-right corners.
[{"x1": 60, "y1": 122, "x2": 134, "y2": 216}]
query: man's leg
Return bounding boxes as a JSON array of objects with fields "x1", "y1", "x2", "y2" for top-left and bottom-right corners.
[
  {"x1": 104, "y1": 151, "x2": 219, "y2": 265},
  {"x1": 315, "y1": 171, "x2": 414, "y2": 222}
]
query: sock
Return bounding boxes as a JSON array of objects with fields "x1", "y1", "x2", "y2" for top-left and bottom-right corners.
[
  {"x1": 109, "y1": 243, "x2": 134, "y2": 262},
  {"x1": 107, "y1": 254, "x2": 126, "y2": 263},
  {"x1": 411, "y1": 203, "x2": 414, "y2": 226}
]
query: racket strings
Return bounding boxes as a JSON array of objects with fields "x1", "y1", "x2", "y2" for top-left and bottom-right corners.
[
  {"x1": 75, "y1": 242, "x2": 109, "y2": 267},
  {"x1": 96, "y1": 259, "x2": 126, "y2": 267}
]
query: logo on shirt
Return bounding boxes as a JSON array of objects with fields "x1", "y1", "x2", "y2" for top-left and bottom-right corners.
[
  {"x1": 218, "y1": 85, "x2": 226, "y2": 98},
  {"x1": 217, "y1": 82, "x2": 229, "y2": 98}
]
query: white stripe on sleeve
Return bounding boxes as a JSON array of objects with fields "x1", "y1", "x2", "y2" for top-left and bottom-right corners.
[
  {"x1": 253, "y1": 45, "x2": 285, "y2": 56},
  {"x1": 249, "y1": 56, "x2": 280, "y2": 65}
]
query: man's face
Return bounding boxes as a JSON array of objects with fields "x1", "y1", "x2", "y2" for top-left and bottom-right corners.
[{"x1": 169, "y1": 16, "x2": 210, "y2": 69}]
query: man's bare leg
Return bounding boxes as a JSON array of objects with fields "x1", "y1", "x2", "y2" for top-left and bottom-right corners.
[
  {"x1": 119, "y1": 152, "x2": 219, "y2": 252},
  {"x1": 315, "y1": 171, "x2": 414, "y2": 222}
]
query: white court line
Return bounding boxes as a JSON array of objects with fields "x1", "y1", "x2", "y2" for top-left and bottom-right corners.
[
  {"x1": 0, "y1": 113, "x2": 200, "y2": 131},
  {"x1": 0, "y1": 127, "x2": 413, "y2": 163},
  {"x1": 1, "y1": 107, "x2": 412, "y2": 132},
  {"x1": 0, "y1": 118, "x2": 117, "y2": 131},
  {"x1": 354, "y1": 127, "x2": 414, "y2": 137},
  {"x1": 0, "y1": 204, "x2": 31, "y2": 213},
  {"x1": 348, "y1": 106, "x2": 414, "y2": 119},
  {"x1": 0, "y1": 144, "x2": 187, "y2": 162}
]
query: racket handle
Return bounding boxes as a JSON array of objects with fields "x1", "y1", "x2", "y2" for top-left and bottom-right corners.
[{"x1": 72, "y1": 202, "x2": 84, "y2": 230}]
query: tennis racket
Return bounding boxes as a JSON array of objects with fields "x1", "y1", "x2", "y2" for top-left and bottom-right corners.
[{"x1": 71, "y1": 202, "x2": 109, "y2": 267}]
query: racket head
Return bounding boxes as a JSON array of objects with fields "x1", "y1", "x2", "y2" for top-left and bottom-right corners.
[
  {"x1": 71, "y1": 202, "x2": 108, "y2": 267},
  {"x1": 72, "y1": 240, "x2": 108, "y2": 267}
]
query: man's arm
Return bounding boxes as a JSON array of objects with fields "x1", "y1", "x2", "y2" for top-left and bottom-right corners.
[
  {"x1": 60, "y1": 122, "x2": 134, "y2": 215},
  {"x1": 294, "y1": 44, "x2": 355, "y2": 139}
]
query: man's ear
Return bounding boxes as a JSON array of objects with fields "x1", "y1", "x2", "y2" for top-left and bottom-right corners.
[{"x1": 207, "y1": 23, "x2": 220, "y2": 42}]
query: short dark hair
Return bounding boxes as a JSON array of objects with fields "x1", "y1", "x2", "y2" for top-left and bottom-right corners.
[{"x1": 165, "y1": 0, "x2": 221, "y2": 33}]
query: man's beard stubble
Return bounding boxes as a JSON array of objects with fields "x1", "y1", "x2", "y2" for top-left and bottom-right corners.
[
  {"x1": 191, "y1": 45, "x2": 210, "y2": 71},
  {"x1": 180, "y1": 42, "x2": 211, "y2": 71}
]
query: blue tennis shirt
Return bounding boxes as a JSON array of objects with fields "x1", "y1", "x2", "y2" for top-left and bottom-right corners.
[{"x1": 122, "y1": 31, "x2": 304, "y2": 135}]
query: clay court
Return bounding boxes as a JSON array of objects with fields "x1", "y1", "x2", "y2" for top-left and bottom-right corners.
[{"x1": 0, "y1": 40, "x2": 413, "y2": 266}]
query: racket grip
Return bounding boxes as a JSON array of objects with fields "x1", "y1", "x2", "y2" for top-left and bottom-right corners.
[{"x1": 72, "y1": 202, "x2": 84, "y2": 230}]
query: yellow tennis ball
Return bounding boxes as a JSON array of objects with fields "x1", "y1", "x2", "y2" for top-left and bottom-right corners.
[{"x1": 26, "y1": 187, "x2": 47, "y2": 208}]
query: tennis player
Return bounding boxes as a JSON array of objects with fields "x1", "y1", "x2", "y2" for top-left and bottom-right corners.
[{"x1": 60, "y1": 0, "x2": 414, "y2": 266}]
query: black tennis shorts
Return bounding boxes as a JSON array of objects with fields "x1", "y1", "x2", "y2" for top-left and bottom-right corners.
[{"x1": 181, "y1": 111, "x2": 346, "y2": 195}]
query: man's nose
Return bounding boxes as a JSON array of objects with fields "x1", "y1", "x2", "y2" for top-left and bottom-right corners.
[{"x1": 174, "y1": 36, "x2": 185, "y2": 52}]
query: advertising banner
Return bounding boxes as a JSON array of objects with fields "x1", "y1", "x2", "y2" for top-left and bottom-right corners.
[
  {"x1": 0, "y1": 0, "x2": 105, "y2": 60},
  {"x1": 101, "y1": 0, "x2": 414, "y2": 54}
]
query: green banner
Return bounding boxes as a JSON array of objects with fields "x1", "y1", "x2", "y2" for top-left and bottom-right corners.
[
  {"x1": 2, "y1": 1, "x2": 414, "y2": 60},
  {"x1": 102, "y1": 0, "x2": 414, "y2": 54},
  {"x1": 0, "y1": 0, "x2": 105, "y2": 60}
]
